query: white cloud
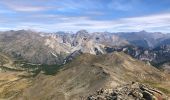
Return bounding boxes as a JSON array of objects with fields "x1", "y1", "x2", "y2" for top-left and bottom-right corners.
[
  {"x1": 1, "y1": 11, "x2": 170, "y2": 33},
  {"x1": 119, "y1": 13, "x2": 170, "y2": 32},
  {"x1": 10, "y1": 6, "x2": 51, "y2": 12},
  {"x1": 0, "y1": 0, "x2": 56, "y2": 12},
  {"x1": 46, "y1": 13, "x2": 170, "y2": 32},
  {"x1": 7, "y1": 4, "x2": 54, "y2": 12}
]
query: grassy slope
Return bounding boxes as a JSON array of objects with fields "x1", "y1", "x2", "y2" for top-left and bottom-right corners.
[
  {"x1": 17, "y1": 52, "x2": 169, "y2": 100},
  {"x1": 0, "y1": 53, "x2": 62, "y2": 99},
  {"x1": 0, "y1": 52, "x2": 169, "y2": 99}
]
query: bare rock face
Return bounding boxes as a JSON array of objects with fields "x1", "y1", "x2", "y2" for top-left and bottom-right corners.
[
  {"x1": 87, "y1": 82, "x2": 168, "y2": 100},
  {"x1": 0, "y1": 30, "x2": 129, "y2": 65}
]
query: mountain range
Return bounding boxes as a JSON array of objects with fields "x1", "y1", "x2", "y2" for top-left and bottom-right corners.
[
  {"x1": 0, "y1": 30, "x2": 128, "y2": 64},
  {"x1": 1, "y1": 30, "x2": 170, "y2": 66},
  {"x1": 0, "y1": 30, "x2": 170, "y2": 99}
]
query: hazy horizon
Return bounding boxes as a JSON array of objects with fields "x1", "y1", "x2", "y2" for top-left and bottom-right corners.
[{"x1": 1, "y1": 29, "x2": 170, "y2": 34}]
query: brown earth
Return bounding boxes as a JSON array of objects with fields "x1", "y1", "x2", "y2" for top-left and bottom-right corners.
[{"x1": 14, "y1": 52, "x2": 170, "y2": 100}]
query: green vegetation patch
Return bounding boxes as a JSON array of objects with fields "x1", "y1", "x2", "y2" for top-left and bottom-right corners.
[{"x1": 40, "y1": 64, "x2": 61, "y2": 75}]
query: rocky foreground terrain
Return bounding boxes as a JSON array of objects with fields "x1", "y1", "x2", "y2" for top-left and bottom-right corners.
[{"x1": 88, "y1": 82, "x2": 168, "y2": 100}]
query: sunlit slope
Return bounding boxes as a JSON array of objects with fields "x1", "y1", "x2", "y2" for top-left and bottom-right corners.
[{"x1": 18, "y1": 52, "x2": 169, "y2": 100}]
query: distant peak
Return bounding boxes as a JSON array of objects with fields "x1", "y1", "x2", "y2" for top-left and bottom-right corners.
[
  {"x1": 76, "y1": 30, "x2": 88, "y2": 34},
  {"x1": 139, "y1": 30, "x2": 147, "y2": 33}
]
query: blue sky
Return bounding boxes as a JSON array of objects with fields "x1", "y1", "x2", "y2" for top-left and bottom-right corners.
[{"x1": 0, "y1": 0, "x2": 170, "y2": 32}]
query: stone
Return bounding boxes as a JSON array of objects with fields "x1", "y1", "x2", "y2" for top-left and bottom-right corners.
[{"x1": 87, "y1": 82, "x2": 168, "y2": 100}]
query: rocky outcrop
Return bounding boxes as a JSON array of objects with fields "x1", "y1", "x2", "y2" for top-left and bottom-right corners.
[{"x1": 88, "y1": 82, "x2": 168, "y2": 100}]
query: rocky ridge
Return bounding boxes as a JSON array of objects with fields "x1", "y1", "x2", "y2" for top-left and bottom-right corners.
[
  {"x1": 88, "y1": 82, "x2": 168, "y2": 100},
  {"x1": 13, "y1": 52, "x2": 169, "y2": 100}
]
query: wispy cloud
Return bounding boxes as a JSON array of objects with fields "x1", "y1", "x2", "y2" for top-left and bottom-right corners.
[
  {"x1": 0, "y1": 0, "x2": 56, "y2": 12},
  {"x1": 119, "y1": 13, "x2": 170, "y2": 32},
  {"x1": 1, "y1": 13, "x2": 170, "y2": 32},
  {"x1": 0, "y1": 0, "x2": 170, "y2": 32},
  {"x1": 0, "y1": 0, "x2": 135, "y2": 12},
  {"x1": 8, "y1": 5, "x2": 52, "y2": 12}
]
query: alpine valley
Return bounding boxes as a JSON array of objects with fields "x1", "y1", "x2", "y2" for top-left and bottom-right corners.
[{"x1": 0, "y1": 30, "x2": 170, "y2": 100}]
